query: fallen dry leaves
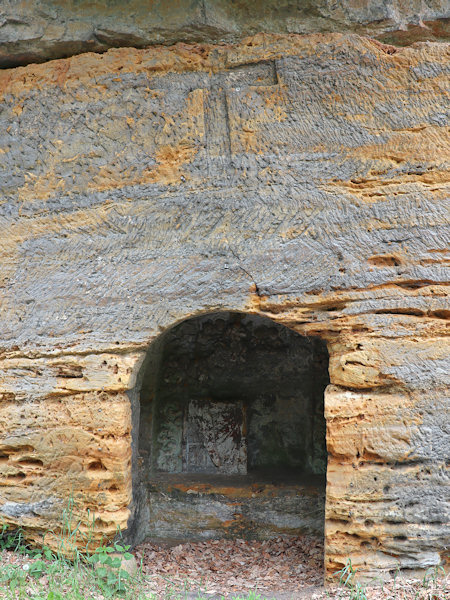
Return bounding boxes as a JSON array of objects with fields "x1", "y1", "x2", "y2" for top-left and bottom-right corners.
[
  {"x1": 135, "y1": 535, "x2": 324, "y2": 595},
  {"x1": 135, "y1": 535, "x2": 448, "y2": 599}
]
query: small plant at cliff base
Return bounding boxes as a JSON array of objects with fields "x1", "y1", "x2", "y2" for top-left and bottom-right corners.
[
  {"x1": 0, "y1": 498, "x2": 143, "y2": 600},
  {"x1": 422, "y1": 565, "x2": 446, "y2": 588},
  {"x1": 86, "y1": 542, "x2": 134, "y2": 596},
  {"x1": 336, "y1": 559, "x2": 368, "y2": 600},
  {"x1": 59, "y1": 499, "x2": 140, "y2": 598},
  {"x1": 0, "y1": 522, "x2": 28, "y2": 553},
  {"x1": 419, "y1": 565, "x2": 447, "y2": 600}
]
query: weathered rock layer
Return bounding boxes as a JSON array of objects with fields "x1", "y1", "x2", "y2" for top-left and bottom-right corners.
[
  {"x1": 0, "y1": 0, "x2": 449, "y2": 68},
  {"x1": 0, "y1": 33, "x2": 448, "y2": 580}
]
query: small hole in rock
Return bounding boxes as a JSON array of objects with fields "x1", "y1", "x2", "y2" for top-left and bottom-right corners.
[
  {"x1": 18, "y1": 458, "x2": 44, "y2": 467},
  {"x1": 88, "y1": 461, "x2": 107, "y2": 471},
  {"x1": 5, "y1": 472, "x2": 26, "y2": 481}
]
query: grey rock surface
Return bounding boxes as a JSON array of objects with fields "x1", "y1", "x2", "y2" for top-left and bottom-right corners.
[
  {"x1": 0, "y1": 34, "x2": 448, "y2": 356},
  {"x1": 0, "y1": 0, "x2": 449, "y2": 68}
]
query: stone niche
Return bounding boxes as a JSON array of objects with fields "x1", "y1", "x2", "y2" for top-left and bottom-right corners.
[{"x1": 134, "y1": 312, "x2": 329, "y2": 542}]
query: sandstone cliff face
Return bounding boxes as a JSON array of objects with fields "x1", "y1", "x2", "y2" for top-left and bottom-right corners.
[
  {"x1": 0, "y1": 0, "x2": 449, "y2": 67},
  {"x1": 0, "y1": 34, "x2": 448, "y2": 580}
]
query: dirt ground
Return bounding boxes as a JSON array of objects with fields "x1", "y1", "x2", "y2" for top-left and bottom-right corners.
[{"x1": 0, "y1": 535, "x2": 447, "y2": 599}]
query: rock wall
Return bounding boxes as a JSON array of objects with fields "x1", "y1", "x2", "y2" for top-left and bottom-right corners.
[
  {"x1": 0, "y1": 33, "x2": 448, "y2": 580},
  {"x1": 145, "y1": 473, "x2": 326, "y2": 542},
  {"x1": 0, "y1": 0, "x2": 449, "y2": 68}
]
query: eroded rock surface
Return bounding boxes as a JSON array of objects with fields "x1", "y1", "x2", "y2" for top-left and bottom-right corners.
[
  {"x1": 0, "y1": 0, "x2": 449, "y2": 67},
  {"x1": 0, "y1": 34, "x2": 448, "y2": 580}
]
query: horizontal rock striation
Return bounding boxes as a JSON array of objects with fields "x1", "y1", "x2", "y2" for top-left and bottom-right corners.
[
  {"x1": 0, "y1": 0, "x2": 449, "y2": 68},
  {"x1": 0, "y1": 34, "x2": 448, "y2": 580}
]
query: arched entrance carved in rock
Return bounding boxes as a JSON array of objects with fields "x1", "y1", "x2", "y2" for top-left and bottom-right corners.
[{"x1": 128, "y1": 311, "x2": 330, "y2": 565}]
